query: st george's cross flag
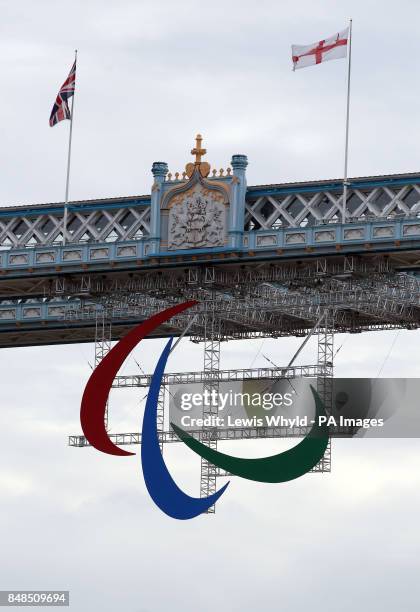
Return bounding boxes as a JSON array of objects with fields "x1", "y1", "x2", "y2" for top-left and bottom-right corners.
[
  {"x1": 291, "y1": 27, "x2": 349, "y2": 71},
  {"x1": 49, "y1": 60, "x2": 76, "y2": 126}
]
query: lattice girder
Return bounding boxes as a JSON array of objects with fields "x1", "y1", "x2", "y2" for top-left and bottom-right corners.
[
  {"x1": 245, "y1": 180, "x2": 420, "y2": 229},
  {"x1": 0, "y1": 205, "x2": 151, "y2": 248}
]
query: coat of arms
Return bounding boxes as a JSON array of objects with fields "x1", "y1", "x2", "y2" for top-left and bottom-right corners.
[{"x1": 168, "y1": 185, "x2": 225, "y2": 249}]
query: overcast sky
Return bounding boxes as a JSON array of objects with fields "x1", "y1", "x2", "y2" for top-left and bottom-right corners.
[{"x1": 1, "y1": 1, "x2": 420, "y2": 611}]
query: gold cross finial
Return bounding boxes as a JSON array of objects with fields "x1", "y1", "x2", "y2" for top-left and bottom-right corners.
[
  {"x1": 191, "y1": 133, "x2": 206, "y2": 164},
  {"x1": 185, "y1": 133, "x2": 210, "y2": 178}
]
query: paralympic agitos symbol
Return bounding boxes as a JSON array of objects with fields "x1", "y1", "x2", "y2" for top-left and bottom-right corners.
[{"x1": 80, "y1": 301, "x2": 329, "y2": 520}]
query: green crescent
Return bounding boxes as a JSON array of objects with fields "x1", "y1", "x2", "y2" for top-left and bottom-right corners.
[{"x1": 170, "y1": 385, "x2": 329, "y2": 483}]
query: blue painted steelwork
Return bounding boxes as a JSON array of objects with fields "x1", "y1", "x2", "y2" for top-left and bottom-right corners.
[
  {"x1": 0, "y1": 216, "x2": 419, "y2": 278},
  {"x1": 1, "y1": 161, "x2": 420, "y2": 276},
  {"x1": 0, "y1": 197, "x2": 151, "y2": 219},
  {"x1": 246, "y1": 174, "x2": 420, "y2": 198},
  {"x1": 1, "y1": 156, "x2": 420, "y2": 348},
  {"x1": 0, "y1": 172, "x2": 418, "y2": 232},
  {"x1": 2, "y1": 173, "x2": 419, "y2": 221}
]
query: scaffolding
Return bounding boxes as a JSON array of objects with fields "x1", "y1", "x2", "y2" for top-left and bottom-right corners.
[
  {"x1": 94, "y1": 309, "x2": 112, "y2": 430},
  {"x1": 200, "y1": 308, "x2": 222, "y2": 512},
  {"x1": 316, "y1": 309, "x2": 335, "y2": 474}
]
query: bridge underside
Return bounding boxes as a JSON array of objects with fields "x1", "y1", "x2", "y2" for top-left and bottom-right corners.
[{"x1": 1, "y1": 250, "x2": 420, "y2": 347}]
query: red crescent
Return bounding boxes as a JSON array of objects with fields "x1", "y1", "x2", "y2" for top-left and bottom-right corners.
[{"x1": 80, "y1": 301, "x2": 198, "y2": 456}]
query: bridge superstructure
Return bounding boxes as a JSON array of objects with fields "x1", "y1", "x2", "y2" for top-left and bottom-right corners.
[{"x1": 3, "y1": 135, "x2": 420, "y2": 511}]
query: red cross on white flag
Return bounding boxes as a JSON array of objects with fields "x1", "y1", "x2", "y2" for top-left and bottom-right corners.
[{"x1": 292, "y1": 27, "x2": 349, "y2": 71}]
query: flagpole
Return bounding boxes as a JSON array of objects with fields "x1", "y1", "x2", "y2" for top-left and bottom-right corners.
[
  {"x1": 342, "y1": 19, "x2": 352, "y2": 224},
  {"x1": 63, "y1": 49, "x2": 77, "y2": 246}
]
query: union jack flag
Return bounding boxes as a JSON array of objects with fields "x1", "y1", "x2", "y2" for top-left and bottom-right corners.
[{"x1": 49, "y1": 60, "x2": 76, "y2": 127}]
